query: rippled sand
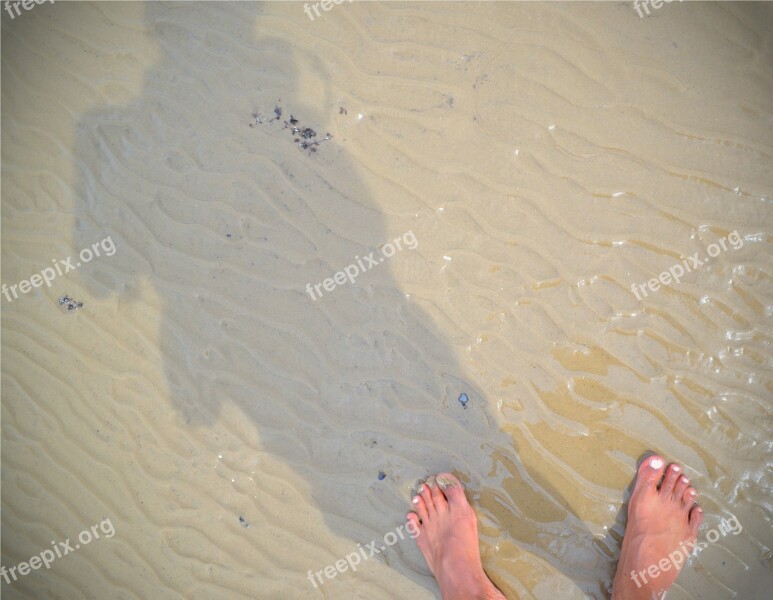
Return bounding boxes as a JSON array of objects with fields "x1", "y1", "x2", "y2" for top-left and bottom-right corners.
[{"x1": 2, "y1": 2, "x2": 772, "y2": 598}]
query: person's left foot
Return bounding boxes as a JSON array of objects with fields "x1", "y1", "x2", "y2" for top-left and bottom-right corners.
[{"x1": 407, "y1": 473, "x2": 505, "y2": 600}]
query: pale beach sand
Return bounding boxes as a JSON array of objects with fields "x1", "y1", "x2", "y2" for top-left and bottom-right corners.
[{"x1": 1, "y1": 2, "x2": 772, "y2": 599}]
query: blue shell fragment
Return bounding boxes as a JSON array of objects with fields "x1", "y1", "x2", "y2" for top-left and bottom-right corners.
[
  {"x1": 458, "y1": 393, "x2": 469, "y2": 408},
  {"x1": 378, "y1": 470, "x2": 386, "y2": 480}
]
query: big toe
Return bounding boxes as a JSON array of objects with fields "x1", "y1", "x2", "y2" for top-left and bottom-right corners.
[
  {"x1": 635, "y1": 454, "x2": 667, "y2": 492},
  {"x1": 436, "y1": 473, "x2": 467, "y2": 507}
]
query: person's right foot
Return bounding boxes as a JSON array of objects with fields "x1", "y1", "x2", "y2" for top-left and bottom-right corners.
[
  {"x1": 407, "y1": 473, "x2": 505, "y2": 600},
  {"x1": 612, "y1": 455, "x2": 704, "y2": 600}
]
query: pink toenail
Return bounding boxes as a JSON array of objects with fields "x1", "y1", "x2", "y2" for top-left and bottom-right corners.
[
  {"x1": 650, "y1": 458, "x2": 663, "y2": 469},
  {"x1": 689, "y1": 490, "x2": 696, "y2": 496},
  {"x1": 672, "y1": 465, "x2": 680, "y2": 472},
  {"x1": 412, "y1": 496, "x2": 420, "y2": 504},
  {"x1": 681, "y1": 476, "x2": 689, "y2": 483}
]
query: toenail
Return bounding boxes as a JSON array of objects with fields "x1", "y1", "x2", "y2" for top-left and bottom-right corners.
[
  {"x1": 681, "y1": 476, "x2": 689, "y2": 483},
  {"x1": 649, "y1": 458, "x2": 663, "y2": 469},
  {"x1": 417, "y1": 484, "x2": 424, "y2": 493},
  {"x1": 672, "y1": 465, "x2": 680, "y2": 472},
  {"x1": 689, "y1": 490, "x2": 696, "y2": 495},
  {"x1": 436, "y1": 474, "x2": 457, "y2": 489},
  {"x1": 412, "y1": 496, "x2": 420, "y2": 504}
]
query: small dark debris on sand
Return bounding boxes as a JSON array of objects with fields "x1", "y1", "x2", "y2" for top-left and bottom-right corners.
[
  {"x1": 59, "y1": 296, "x2": 83, "y2": 311},
  {"x1": 239, "y1": 516, "x2": 250, "y2": 528},
  {"x1": 458, "y1": 393, "x2": 469, "y2": 409},
  {"x1": 250, "y1": 102, "x2": 332, "y2": 154},
  {"x1": 378, "y1": 470, "x2": 386, "y2": 481}
]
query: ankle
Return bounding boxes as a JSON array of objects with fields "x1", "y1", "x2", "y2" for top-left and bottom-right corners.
[
  {"x1": 441, "y1": 569, "x2": 503, "y2": 600},
  {"x1": 611, "y1": 565, "x2": 648, "y2": 600}
]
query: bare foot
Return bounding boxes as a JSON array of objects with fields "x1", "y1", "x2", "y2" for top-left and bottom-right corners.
[
  {"x1": 612, "y1": 455, "x2": 704, "y2": 600},
  {"x1": 407, "y1": 473, "x2": 505, "y2": 600}
]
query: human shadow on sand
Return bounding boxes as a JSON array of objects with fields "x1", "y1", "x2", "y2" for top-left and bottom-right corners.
[{"x1": 70, "y1": 2, "x2": 606, "y2": 597}]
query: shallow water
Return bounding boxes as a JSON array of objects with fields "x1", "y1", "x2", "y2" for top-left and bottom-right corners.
[{"x1": 2, "y1": 2, "x2": 772, "y2": 599}]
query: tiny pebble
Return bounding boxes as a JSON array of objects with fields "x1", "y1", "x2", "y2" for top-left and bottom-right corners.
[
  {"x1": 58, "y1": 296, "x2": 83, "y2": 311},
  {"x1": 378, "y1": 470, "x2": 386, "y2": 481},
  {"x1": 239, "y1": 516, "x2": 250, "y2": 528},
  {"x1": 458, "y1": 393, "x2": 469, "y2": 408}
]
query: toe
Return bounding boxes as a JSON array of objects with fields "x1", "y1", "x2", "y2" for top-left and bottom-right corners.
[
  {"x1": 674, "y1": 474, "x2": 690, "y2": 501},
  {"x1": 412, "y1": 493, "x2": 429, "y2": 522},
  {"x1": 659, "y1": 463, "x2": 682, "y2": 497},
  {"x1": 635, "y1": 454, "x2": 667, "y2": 491},
  {"x1": 689, "y1": 505, "x2": 703, "y2": 534},
  {"x1": 681, "y1": 486, "x2": 698, "y2": 512},
  {"x1": 419, "y1": 483, "x2": 435, "y2": 514},
  {"x1": 428, "y1": 476, "x2": 449, "y2": 512},
  {"x1": 406, "y1": 512, "x2": 422, "y2": 536},
  {"x1": 436, "y1": 473, "x2": 467, "y2": 508}
]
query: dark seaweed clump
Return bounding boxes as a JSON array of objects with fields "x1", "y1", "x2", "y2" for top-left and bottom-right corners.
[{"x1": 250, "y1": 103, "x2": 332, "y2": 154}]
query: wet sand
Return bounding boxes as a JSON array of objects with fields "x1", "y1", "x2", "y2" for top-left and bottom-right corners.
[{"x1": 2, "y1": 2, "x2": 772, "y2": 598}]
